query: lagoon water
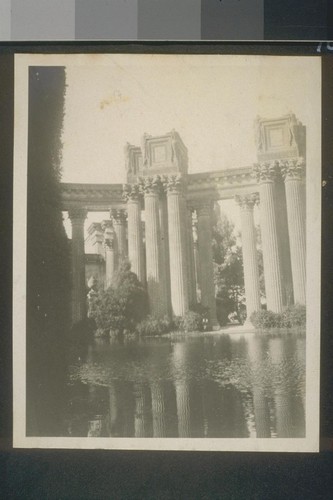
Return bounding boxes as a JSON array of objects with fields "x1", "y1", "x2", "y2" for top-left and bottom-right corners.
[{"x1": 63, "y1": 331, "x2": 305, "y2": 439}]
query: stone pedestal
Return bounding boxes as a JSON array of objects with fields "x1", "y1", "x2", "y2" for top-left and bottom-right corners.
[
  {"x1": 165, "y1": 175, "x2": 189, "y2": 317},
  {"x1": 68, "y1": 208, "x2": 87, "y2": 324},
  {"x1": 102, "y1": 219, "x2": 116, "y2": 289},
  {"x1": 254, "y1": 163, "x2": 284, "y2": 313},
  {"x1": 142, "y1": 176, "x2": 167, "y2": 317},
  {"x1": 281, "y1": 160, "x2": 306, "y2": 305},
  {"x1": 235, "y1": 193, "x2": 261, "y2": 323},
  {"x1": 196, "y1": 201, "x2": 218, "y2": 327},
  {"x1": 124, "y1": 184, "x2": 145, "y2": 282}
]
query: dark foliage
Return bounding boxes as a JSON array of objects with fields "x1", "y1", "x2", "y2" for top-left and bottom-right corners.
[
  {"x1": 250, "y1": 304, "x2": 306, "y2": 330},
  {"x1": 89, "y1": 260, "x2": 149, "y2": 335},
  {"x1": 136, "y1": 315, "x2": 173, "y2": 336},
  {"x1": 26, "y1": 67, "x2": 70, "y2": 435}
]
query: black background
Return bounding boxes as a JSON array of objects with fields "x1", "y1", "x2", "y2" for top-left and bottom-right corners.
[{"x1": 1, "y1": 42, "x2": 333, "y2": 499}]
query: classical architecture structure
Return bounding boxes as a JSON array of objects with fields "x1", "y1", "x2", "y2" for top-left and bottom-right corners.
[{"x1": 61, "y1": 114, "x2": 306, "y2": 327}]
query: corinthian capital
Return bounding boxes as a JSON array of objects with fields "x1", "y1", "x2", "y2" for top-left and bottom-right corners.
[
  {"x1": 235, "y1": 193, "x2": 259, "y2": 210},
  {"x1": 110, "y1": 208, "x2": 127, "y2": 224},
  {"x1": 123, "y1": 183, "x2": 141, "y2": 202},
  {"x1": 252, "y1": 161, "x2": 279, "y2": 183},
  {"x1": 280, "y1": 158, "x2": 305, "y2": 181},
  {"x1": 139, "y1": 175, "x2": 163, "y2": 196},
  {"x1": 196, "y1": 200, "x2": 213, "y2": 217},
  {"x1": 163, "y1": 173, "x2": 184, "y2": 194},
  {"x1": 68, "y1": 207, "x2": 87, "y2": 222}
]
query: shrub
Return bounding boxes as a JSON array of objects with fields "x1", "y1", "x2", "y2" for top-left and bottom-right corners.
[
  {"x1": 89, "y1": 261, "x2": 148, "y2": 335},
  {"x1": 178, "y1": 310, "x2": 203, "y2": 332},
  {"x1": 250, "y1": 304, "x2": 306, "y2": 330},
  {"x1": 250, "y1": 310, "x2": 278, "y2": 329},
  {"x1": 136, "y1": 315, "x2": 173, "y2": 336},
  {"x1": 280, "y1": 304, "x2": 306, "y2": 328}
]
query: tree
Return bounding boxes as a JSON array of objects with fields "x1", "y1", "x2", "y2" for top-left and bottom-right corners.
[
  {"x1": 26, "y1": 66, "x2": 70, "y2": 436},
  {"x1": 212, "y1": 207, "x2": 245, "y2": 325},
  {"x1": 89, "y1": 260, "x2": 149, "y2": 335}
]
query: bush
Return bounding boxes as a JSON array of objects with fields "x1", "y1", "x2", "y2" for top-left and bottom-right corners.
[
  {"x1": 250, "y1": 304, "x2": 306, "y2": 330},
  {"x1": 136, "y1": 315, "x2": 174, "y2": 336},
  {"x1": 280, "y1": 304, "x2": 306, "y2": 328},
  {"x1": 250, "y1": 310, "x2": 278, "y2": 329},
  {"x1": 89, "y1": 261, "x2": 148, "y2": 335},
  {"x1": 178, "y1": 311, "x2": 203, "y2": 332}
]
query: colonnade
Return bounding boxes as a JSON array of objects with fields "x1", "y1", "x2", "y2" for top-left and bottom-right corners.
[
  {"x1": 67, "y1": 158, "x2": 306, "y2": 326},
  {"x1": 236, "y1": 158, "x2": 306, "y2": 318}
]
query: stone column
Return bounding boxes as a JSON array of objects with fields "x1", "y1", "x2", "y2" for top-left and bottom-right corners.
[
  {"x1": 186, "y1": 208, "x2": 197, "y2": 307},
  {"x1": 235, "y1": 193, "x2": 261, "y2": 323},
  {"x1": 196, "y1": 201, "x2": 218, "y2": 327},
  {"x1": 123, "y1": 184, "x2": 145, "y2": 283},
  {"x1": 281, "y1": 159, "x2": 306, "y2": 305},
  {"x1": 192, "y1": 212, "x2": 200, "y2": 302},
  {"x1": 159, "y1": 192, "x2": 172, "y2": 316},
  {"x1": 142, "y1": 176, "x2": 167, "y2": 317},
  {"x1": 253, "y1": 162, "x2": 284, "y2": 313},
  {"x1": 68, "y1": 207, "x2": 87, "y2": 324},
  {"x1": 111, "y1": 208, "x2": 127, "y2": 268},
  {"x1": 101, "y1": 219, "x2": 116, "y2": 289},
  {"x1": 165, "y1": 175, "x2": 189, "y2": 317}
]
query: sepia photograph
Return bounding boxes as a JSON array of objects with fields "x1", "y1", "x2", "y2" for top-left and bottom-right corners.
[{"x1": 13, "y1": 53, "x2": 321, "y2": 452}]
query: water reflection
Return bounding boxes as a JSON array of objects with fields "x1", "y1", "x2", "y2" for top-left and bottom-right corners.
[{"x1": 65, "y1": 332, "x2": 305, "y2": 439}]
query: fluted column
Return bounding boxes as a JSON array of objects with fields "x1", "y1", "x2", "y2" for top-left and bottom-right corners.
[
  {"x1": 281, "y1": 159, "x2": 306, "y2": 305},
  {"x1": 159, "y1": 192, "x2": 172, "y2": 316},
  {"x1": 186, "y1": 208, "x2": 197, "y2": 306},
  {"x1": 165, "y1": 175, "x2": 189, "y2": 317},
  {"x1": 192, "y1": 212, "x2": 200, "y2": 302},
  {"x1": 235, "y1": 193, "x2": 261, "y2": 323},
  {"x1": 253, "y1": 162, "x2": 284, "y2": 313},
  {"x1": 141, "y1": 176, "x2": 167, "y2": 317},
  {"x1": 196, "y1": 201, "x2": 218, "y2": 327},
  {"x1": 111, "y1": 208, "x2": 127, "y2": 268},
  {"x1": 101, "y1": 219, "x2": 116, "y2": 289},
  {"x1": 68, "y1": 208, "x2": 87, "y2": 324},
  {"x1": 123, "y1": 184, "x2": 145, "y2": 283}
]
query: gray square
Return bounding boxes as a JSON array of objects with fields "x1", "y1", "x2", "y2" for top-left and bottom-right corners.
[
  {"x1": 75, "y1": 0, "x2": 138, "y2": 39},
  {"x1": 11, "y1": 0, "x2": 75, "y2": 40},
  {"x1": 138, "y1": 0, "x2": 201, "y2": 40}
]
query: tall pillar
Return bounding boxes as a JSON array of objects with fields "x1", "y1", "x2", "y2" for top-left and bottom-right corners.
[
  {"x1": 165, "y1": 175, "x2": 189, "y2": 317},
  {"x1": 159, "y1": 192, "x2": 172, "y2": 316},
  {"x1": 235, "y1": 193, "x2": 261, "y2": 323},
  {"x1": 281, "y1": 159, "x2": 306, "y2": 305},
  {"x1": 101, "y1": 219, "x2": 116, "y2": 289},
  {"x1": 196, "y1": 201, "x2": 218, "y2": 327},
  {"x1": 68, "y1": 208, "x2": 87, "y2": 324},
  {"x1": 274, "y1": 176, "x2": 294, "y2": 306},
  {"x1": 253, "y1": 162, "x2": 284, "y2": 313},
  {"x1": 123, "y1": 184, "x2": 145, "y2": 283},
  {"x1": 186, "y1": 207, "x2": 197, "y2": 307},
  {"x1": 111, "y1": 209, "x2": 127, "y2": 268},
  {"x1": 142, "y1": 176, "x2": 167, "y2": 317},
  {"x1": 192, "y1": 212, "x2": 200, "y2": 302}
]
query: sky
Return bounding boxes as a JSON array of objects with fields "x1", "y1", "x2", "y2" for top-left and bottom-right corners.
[{"x1": 59, "y1": 54, "x2": 320, "y2": 237}]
